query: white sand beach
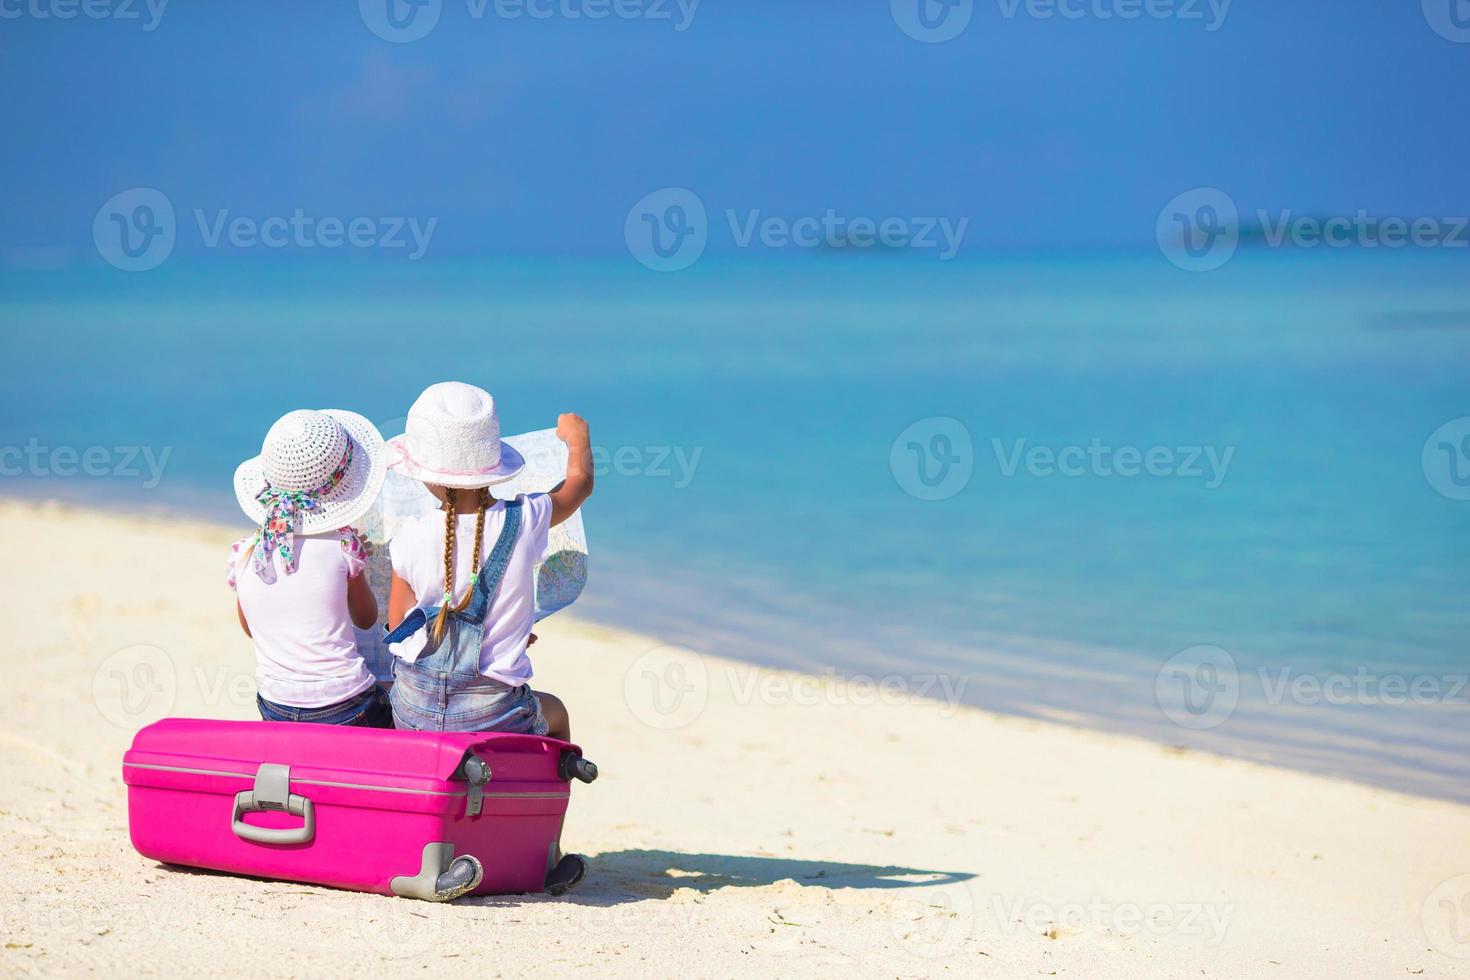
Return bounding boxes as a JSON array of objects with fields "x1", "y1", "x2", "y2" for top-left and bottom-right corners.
[{"x1": 3, "y1": 498, "x2": 1469, "y2": 978}]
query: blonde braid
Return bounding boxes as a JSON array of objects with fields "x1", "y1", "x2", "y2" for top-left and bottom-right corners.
[
  {"x1": 432, "y1": 493, "x2": 458, "y2": 643},
  {"x1": 448, "y1": 490, "x2": 488, "y2": 614}
]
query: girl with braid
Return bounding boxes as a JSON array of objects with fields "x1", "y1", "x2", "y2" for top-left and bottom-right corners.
[
  {"x1": 383, "y1": 382, "x2": 592, "y2": 744},
  {"x1": 384, "y1": 383, "x2": 594, "y2": 894}
]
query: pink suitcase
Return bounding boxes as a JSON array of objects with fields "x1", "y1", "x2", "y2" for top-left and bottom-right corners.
[{"x1": 122, "y1": 718, "x2": 598, "y2": 900}]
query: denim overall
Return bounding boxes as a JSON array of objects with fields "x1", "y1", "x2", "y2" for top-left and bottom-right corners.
[{"x1": 386, "y1": 501, "x2": 547, "y2": 734}]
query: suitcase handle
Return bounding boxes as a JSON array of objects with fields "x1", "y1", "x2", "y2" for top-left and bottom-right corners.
[{"x1": 231, "y1": 789, "x2": 315, "y2": 845}]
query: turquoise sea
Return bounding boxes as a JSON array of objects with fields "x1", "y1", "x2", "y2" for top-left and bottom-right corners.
[{"x1": 2, "y1": 249, "x2": 1467, "y2": 800}]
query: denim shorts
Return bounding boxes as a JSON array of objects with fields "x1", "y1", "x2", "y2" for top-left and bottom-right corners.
[
  {"x1": 389, "y1": 661, "x2": 549, "y2": 735},
  {"x1": 257, "y1": 685, "x2": 395, "y2": 728}
]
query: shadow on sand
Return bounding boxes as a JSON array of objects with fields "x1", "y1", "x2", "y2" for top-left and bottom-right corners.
[{"x1": 469, "y1": 849, "x2": 976, "y2": 908}]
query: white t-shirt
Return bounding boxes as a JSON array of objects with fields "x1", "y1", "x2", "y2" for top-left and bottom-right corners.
[
  {"x1": 388, "y1": 494, "x2": 552, "y2": 686},
  {"x1": 228, "y1": 530, "x2": 376, "y2": 708}
]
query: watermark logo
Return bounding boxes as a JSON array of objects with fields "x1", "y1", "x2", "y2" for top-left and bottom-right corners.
[
  {"x1": 361, "y1": 0, "x2": 697, "y2": 42},
  {"x1": 93, "y1": 189, "x2": 437, "y2": 270},
  {"x1": 1423, "y1": 874, "x2": 1470, "y2": 958},
  {"x1": 1159, "y1": 187, "x2": 1470, "y2": 272},
  {"x1": 590, "y1": 444, "x2": 703, "y2": 488},
  {"x1": 890, "y1": 416, "x2": 974, "y2": 501},
  {"x1": 889, "y1": 881, "x2": 976, "y2": 958},
  {"x1": 356, "y1": 901, "x2": 445, "y2": 958},
  {"x1": 93, "y1": 187, "x2": 176, "y2": 272},
  {"x1": 991, "y1": 438, "x2": 1234, "y2": 488},
  {"x1": 1423, "y1": 417, "x2": 1470, "y2": 501},
  {"x1": 995, "y1": 0, "x2": 1230, "y2": 30},
  {"x1": 359, "y1": 0, "x2": 441, "y2": 42},
  {"x1": 991, "y1": 894, "x2": 1234, "y2": 945},
  {"x1": 891, "y1": 0, "x2": 973, "y2": 43},
  {"x1": 491, "y1": 0, "x2": 699, "y2": 29},
  {"x1": 1155, "y1": 645, "x2": 1238, "y2": 730},
  {"x1": 193, "y1": 209, "x2": 436, "y2": 258},
  {"x1": 1258, "y1": 667, "x2": 1468, "y2": 707},
  {"x1": 1423, "y1": 0, "x2": 1470, "y2": 43},
  {"x1": 725, "y1": 665, "x2": 970, "y2": 716},
  {"x1": 0, "y1": 440, "x2": 172, "y2": 488},
  {"x1": 626, "y1": 187, "x2": 968, "y2": 270},
  {"x1": 1156, "y1": 187, "x2": 1238, "y2": 272},
  {"x1": 622, "y1": 645, "x2": 708, "y2": 730},
  {"x1": 0, "y1": 0, "x2": 169, "y2": 30},
  {"x1": 625, "y1": 188, "x2": 707, "y2": 272},
  {"x1": 91, "y1": 644, "x2": 177, "y2": 728},
  {"x1": 0, "y1": 900, "x2": 167, "y2": 949},
  {"x1": 727, "y1": 209, "x2": 967, "y2": 259}
]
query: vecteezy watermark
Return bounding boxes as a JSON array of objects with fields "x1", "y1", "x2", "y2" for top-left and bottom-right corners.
[
  {"x1": 890, "y1": 417, "x2": 974, "y2": 501},
  {"x1": 1258, "y1": 668, "x2": 1470, "y2": 707},
  {"x1": 891, "y1": 422, "x2": 1233, "y2": 499},
  {"x1": 991, "y1": 438, "x2": 1235, "y2": 489},
  {"x1": 93, "y1": 188, "x2": 437, "y2": 271},
  {"x1": 469, "y1": 431, "x2": 706, "y2": 489},
  {"x1": 888, "y1": 881, "x2": 976, "y2": 958},
  {"x1": 96, "y1": 658, "x2": 405, "y2": 725},
  {"x1": 355, "y1": 900, "x2": 445, "y2": 959},
  {"x1": 92, "y1": 644, "x2": 178, "y2": 729},
  {"x1": 623, "y1": 645, "x2": 709, "y2": 730},
  {"x1": 727, "y1": 209, "x2": 968, "y2": 260},
  {"x1": 193, "y1": 209, "x2": 436, "y2": 259},
  {"x1": 591, "y1": 444, "x2": 702, "y2": 488},
  {"x1": 0, "y1": 440, "x2": 171, "y2": 488},
  {"x1": 93, "y1": 187, "x2": 176, "y2": 272},
  {"x1": 1156, "y1": 647, "x2": 1470, "y2": 731},
  {"x1": 1155, "y1": 645, "x2": 1239, "y2": 730},
  {"x1": 890, "y1": 0, "x2": 973, "y2": 43},
  {"x1": 889, "y1": 882, "x2": 1234, "y2": 960},
  {"x1": 1423, "y1": 417, "x2": 1470, "y2": 501},
  {"x1": 994, "y1": 0, "x2": 1231, "y2": 29},
  {"x1": 891, "y1": 0, "x2": 1230, "y2": 43},
  {"x1": 0, "y1": 0, "x2": 168, "y2": 30},
  {"x1": 625, "y1": 187, "x2": 969, "y2": 271},
  {"x1": 359, "y1": 0, "x2": 441, "y2": 41},
  {"x1": 621, "y1": 646, "x2": 971, "y2": 731},
  {"x1": 1156, "y1": 187, "x2": 1239, "y2": 273},
  {"x1": 723, "y1": 665, "x2": 970, "y2": 717},
  {"x1": 1157, "y1": 187, "x2": 1470, "y2": 272},
  {"x1": 1423, "y1": 0, "x2": 1470, "y2": 44},
  {"x1": 1423, "y1": 874, "x2": 1470, "y2": 959},
  {"x1": 359, "y1": 0, "x2": 698, "y2": 42},
  {"x1": 625, "y1": 188, "x2": 707, "y2": 272},
  {"x1": 0, "y1": 898, "x2": 168, "y2": 949},
  {"x1": 989, "y1": 894, "x2": 1235, "y2": 945}
]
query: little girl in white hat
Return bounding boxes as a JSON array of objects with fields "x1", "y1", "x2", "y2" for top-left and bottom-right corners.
[
  {"x1": 383, "y1": 381, "x2": 592, "y2": 741},
  {"x1": 229, "y1": 408, "x2": 390, "y2": 727},
  {"x1": 384, "y1": 381, "x2": 593, "y2": 895}
]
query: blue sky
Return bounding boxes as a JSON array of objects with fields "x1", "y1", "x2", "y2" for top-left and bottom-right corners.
[{"x1": 3, "y1": 1, "x2": 1468, "y2": 259}]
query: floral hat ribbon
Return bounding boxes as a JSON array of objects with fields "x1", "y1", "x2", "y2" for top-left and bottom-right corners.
[{"x1": 250, "y1": 439, "x2": 354, "y2": 575}]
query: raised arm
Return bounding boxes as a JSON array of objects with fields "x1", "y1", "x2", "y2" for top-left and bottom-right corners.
[{"x1": 549, "y1": 412, "x2": 594, "y2": 528}]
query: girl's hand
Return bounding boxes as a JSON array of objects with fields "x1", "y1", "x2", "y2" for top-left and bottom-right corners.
[
  {"x1": 549, "y1": 414, "x2": 594, "y2": 528},
  {"x1": 556, "y1": 413, "x2": 589, "y2": 447}
]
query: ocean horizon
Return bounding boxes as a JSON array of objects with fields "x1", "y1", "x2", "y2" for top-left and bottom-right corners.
[{"x1": 4, "y1": 247, "x2": 1468, "y2": 802}]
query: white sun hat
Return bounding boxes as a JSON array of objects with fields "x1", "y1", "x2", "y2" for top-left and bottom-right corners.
[
  {"x1": 386, "y1": 382, "x2": 526, "y2": 489},
  {"x1": 233, "y1": 409, "x2": 388, "y2": 535}
]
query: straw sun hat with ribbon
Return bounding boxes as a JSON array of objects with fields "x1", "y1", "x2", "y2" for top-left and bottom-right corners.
[{"x1": 233, "y1": 409, "x2": 388, "y2": 575}]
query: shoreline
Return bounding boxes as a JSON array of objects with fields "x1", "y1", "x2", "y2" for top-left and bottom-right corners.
[
  {"x1": 4, "y1": 496, "x2": 1470, "y2": 976},
  {"x1": 4, "y1": 483, "x2": 1466, "y2": 808}
]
